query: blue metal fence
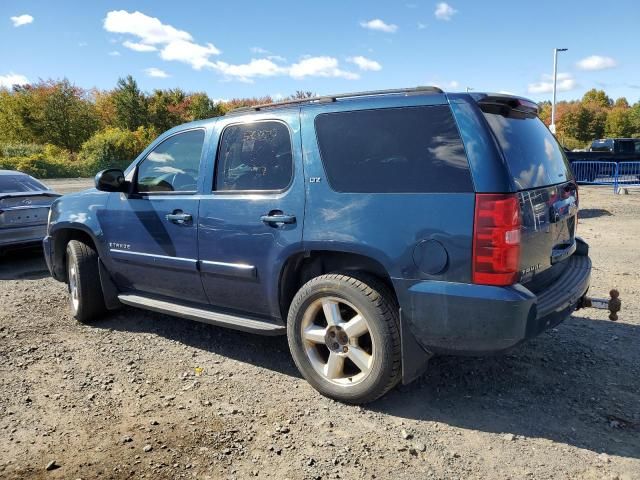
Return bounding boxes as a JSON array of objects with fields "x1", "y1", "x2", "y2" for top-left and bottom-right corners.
[{"x1": 570, "y1": 161, "x2": 640, "y2": 193}]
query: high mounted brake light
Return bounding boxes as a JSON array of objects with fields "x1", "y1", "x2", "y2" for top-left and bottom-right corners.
[
  {"x1": 472, "y1": 193, "x2": 521, "y2": 286},
  {"x1": 475, "y1": 95, "x2": 539, "y2": 118}
]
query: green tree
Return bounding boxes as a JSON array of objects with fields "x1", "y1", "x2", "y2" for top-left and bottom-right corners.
[
  {"x1": 187, "y1": 93, "x2": 224, "y2": 120},
  {"x1": 40, "y1": 79, "x2": 99, "y2": 152},
  {"x1": 582, "y1": 88, "x2": 612, "y2": 108},
  {"x1": 614, "y1": 97, "x2": 630, "y2": 109},
  {"x1": 112, "y1": 75, "x2": 148, "y2": 130},
  {"x1": 148, "y1": 88, "x2": 189, "y2": 133},
  {"x1": 605, "y1": 108, "x2": 633, "y2": 137}
]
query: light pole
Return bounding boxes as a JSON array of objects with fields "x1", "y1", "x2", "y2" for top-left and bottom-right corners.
[{"x1": 550, "y1": 47, "x2": 568, "y2": 134}]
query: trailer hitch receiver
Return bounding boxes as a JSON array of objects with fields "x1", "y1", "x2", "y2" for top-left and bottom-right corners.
[{"x1": 580, "y1": 289, "x2": 621, "y2": 321}]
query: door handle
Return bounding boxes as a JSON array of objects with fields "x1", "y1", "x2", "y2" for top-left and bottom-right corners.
[
  {"x1": 165, "y1": 212, "x2": 193, "y2": 225},
  {"x1": 261, "y1": 213, "x2": 296, "y2": 225}
]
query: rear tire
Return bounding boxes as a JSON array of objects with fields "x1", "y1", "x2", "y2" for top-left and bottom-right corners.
[
  {"x1": 287, "y1": 273, "x2": 401, "y2": 404},
  {"x1": 66, "y1": 240, "x2": 106, "y2": 323}
]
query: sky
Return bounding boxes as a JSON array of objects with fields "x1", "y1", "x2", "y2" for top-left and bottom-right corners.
[{"x1": 1, "y1": 0, "x2": 639, "y2": 103}]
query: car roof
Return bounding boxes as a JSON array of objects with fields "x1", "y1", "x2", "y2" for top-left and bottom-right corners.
[{"x1": 0, "y1": 169, "x2": 31, "y2": 176}]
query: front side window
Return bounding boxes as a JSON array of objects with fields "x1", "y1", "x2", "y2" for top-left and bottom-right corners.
[
  {"x1": 215, "y1": 121, "x2": 292, "y2": 191},
  {"x1": 314, "y1": 105, "x2": 472, "y2": 193},
  {"x1": 136, "y1": 129, "x2": 205, "y2": 193}
]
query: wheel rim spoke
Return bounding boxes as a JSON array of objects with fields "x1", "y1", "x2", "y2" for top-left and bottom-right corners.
[
  {"x1": 343, "y1": 314, "x2": 368, "y2": 338},
  {"x1": 324, "y1": 352, "x2": 344, "y2": 379},
  {"x1": 322, "y1": 300, "x2": 342, "y2": 326},
  {"x1": 347, "y1": 346, "x2": 372, "y2": 374},
  {"x1": 303, "y1": 326, "x2": 326, "y2": 344}
]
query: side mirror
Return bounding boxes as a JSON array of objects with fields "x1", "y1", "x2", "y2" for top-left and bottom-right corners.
[{"x1": 95, "y1": 169, "x2": 127, "y2": 192}]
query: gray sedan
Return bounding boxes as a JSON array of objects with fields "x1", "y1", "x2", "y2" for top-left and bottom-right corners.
[{"x1": 0, "y1": 170, "x2": 60, "y2": 252}]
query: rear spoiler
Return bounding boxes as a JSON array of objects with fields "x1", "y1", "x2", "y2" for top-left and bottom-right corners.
[
  {"x1": 472, "y1": 93, "x2": 539, "y2": 118},
  {"x1": 0, "y1": 192, "x2": 61, "y2": 201}
]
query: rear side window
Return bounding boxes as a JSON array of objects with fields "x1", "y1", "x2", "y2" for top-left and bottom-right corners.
[
  {"x1": 483, "y1": 112, "x2": 571, "y2": 190},
  {"x1": 215, "y1": 121, "x2": 293, "y2": 192},
  {"x1": 314, "y1": 105, "x2": 472, "y2": 193}
]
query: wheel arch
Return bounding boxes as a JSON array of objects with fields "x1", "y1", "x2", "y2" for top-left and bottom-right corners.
[
  {"x1": 278, "y1": 250, "x2": 397, "y2": 320},
  {"x1": 50, "y1": 224, "x2": 102, "y2": 282}
]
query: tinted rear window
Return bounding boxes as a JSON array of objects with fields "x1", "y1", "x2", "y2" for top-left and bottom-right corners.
[
  {"x1": 0, "y1": 175, "x2": 48, "y2": 193},
  {"x1": 315, "y1": 105, "x2": 472, "y2": 193},
  {"x1": 482, "y1": 113, "x2": 571, "y2": 190}
]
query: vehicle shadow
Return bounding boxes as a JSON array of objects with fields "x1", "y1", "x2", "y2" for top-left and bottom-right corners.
[
  {"x1": 0, "y1": 247, "x2": 50, "y2": 280},
  {"x1": 578, "y1": 208, "x2": 613, "y2": 219},
  {"x1": 371, "y1": 314, "x2": 640, "y2": 460},
  {"x1": 93, "y1": 307, "x2": 301, "y2": 379}
]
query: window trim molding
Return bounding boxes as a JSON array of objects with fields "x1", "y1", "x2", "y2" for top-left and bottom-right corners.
[
  {"x1": 133, "y1": 127, "x2": 207, "y2": 196},
  {"x1": 212, "y1": 119, "x2": 295, "y2": 195}
]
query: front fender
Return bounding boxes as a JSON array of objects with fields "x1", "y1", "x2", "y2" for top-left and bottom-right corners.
[{"x1": 47, "y1": 189, "x2": 111, "y2": 276}]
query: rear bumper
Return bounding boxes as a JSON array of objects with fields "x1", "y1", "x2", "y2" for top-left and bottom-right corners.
[
  {"x1": 0, "y1": 224, "x2": 48, "y2": 249},
  {"x1": 395, "y1": 252, "x2": 591, "y2": 357}
]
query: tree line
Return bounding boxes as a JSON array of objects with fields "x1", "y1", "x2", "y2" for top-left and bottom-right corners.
[
  {"x1": 1, "y1": 76, "x2": 639, "y2": 178},
  {"x1": 538, "y1": 89, "x2": 640, "y2": 149},
  {"x1": 0, "y1": 76, "x2": 313, "y2": 177}
]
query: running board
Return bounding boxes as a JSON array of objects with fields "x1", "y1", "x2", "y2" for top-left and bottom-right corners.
[{"x1": 117, "y1": 294, "x2": 286, "y2": 335}]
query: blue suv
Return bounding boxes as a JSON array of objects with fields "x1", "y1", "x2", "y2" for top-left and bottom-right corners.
[{"x1": 44, "y1": 87, "x2": 591, "y2": 403}]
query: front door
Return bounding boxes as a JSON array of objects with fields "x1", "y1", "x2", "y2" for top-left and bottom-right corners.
[
  {"x1": 198, "y1": 113, "x2": 304, "y2": 319},
  {"x1": 103, "y1": 128, "x2": 209, "y2": 304}
]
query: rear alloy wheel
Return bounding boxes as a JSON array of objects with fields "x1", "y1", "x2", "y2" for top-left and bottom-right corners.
[
  {"x1": 287, "y1": 273, "x2": 401, "y2": 403},
  {"x1": 66, "y1": 240, "x2": 106, "y2": 323}
]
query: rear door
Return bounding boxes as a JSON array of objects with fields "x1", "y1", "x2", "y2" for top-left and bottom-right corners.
[
  {"x1": 480, "y1": 100, "x2": 578, "y2": 289},
  {"x1": 197, "y1": 111, "x2": 304, "y2": 319}
]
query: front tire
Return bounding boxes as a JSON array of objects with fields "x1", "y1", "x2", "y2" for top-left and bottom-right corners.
[
  {"x1": 66, "y1": 240, "x2": 106, "y2": 323},
  {"x1": 287, "y1": 273, "x2": 401, "y2": 404}
]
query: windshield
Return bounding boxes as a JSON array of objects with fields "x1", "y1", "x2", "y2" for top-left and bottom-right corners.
[
  {"x1": 0, "y1": 174, "x2": 48, "y2": 193},
  {"x1": 482, "y1": 113, "x2": 572, "y2": 190}
]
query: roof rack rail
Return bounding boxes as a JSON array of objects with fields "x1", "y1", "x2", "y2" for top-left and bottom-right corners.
[{"x1": 226, "y1": 86, "x2": 444, "y2": 115}]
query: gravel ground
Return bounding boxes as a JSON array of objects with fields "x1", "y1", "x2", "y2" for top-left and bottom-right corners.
[{"x1": 0, "y1": 185, "x2": 639, "y2": 479}]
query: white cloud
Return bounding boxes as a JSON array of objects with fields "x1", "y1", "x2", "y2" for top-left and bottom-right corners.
[
  {"x1": 104, "y1": 10, "x2": 192, "y2": 45},
  {"x1": 108, "y1": 51, "x2": 121, "y2": 56},
  {"x1": 289, "y1": 56, "x2": 359, "y2": 80},
  {"x1": 102, "y1": 10, "x2": 362, "y2": 82},
  {"x1": 576, "y1": 55, "x2": 617, "y2": 71},
  {"x1": 417, "y1": 22, "x2": 427, "y2": 29},
  {"x1": 10, "y1": 14, "x2": 33, "y2": 27},
  {"x1": 212, "y1": 58, "x2": 285, "y2": 82},
  {"x1": 250, "y1": 46, "x2": 270, "y2": 54},
  {"x1": 160, "y1": 40, "x2": 221, "y2": 70},
  {"x1": 0, "y1": 73, "x2": 29, "y2": 88},
  {"x1": 348, "y1": 56, "x2": 382, "y2": 71},
  {"x1": 145, "y1": 67, "x2": 169, "y2": 78},
  {"x1": 123, "y1": 40, "x2": 157, "y2": 52},
  {"x1": 434, "y1": 3, "x2": 457, "y2": 20},
  {"x1": 360, "y1": 19, "x2": 398, "y2": 33},
  {"x1": 528, "y1": 72, "x2": 577, "y2": 94},
  {"x1": 104, "y1": 11, "x2": 222, "y2": 70},
  {"x1": 78, "y1": 42, "x2": 88, "y2": 47}
]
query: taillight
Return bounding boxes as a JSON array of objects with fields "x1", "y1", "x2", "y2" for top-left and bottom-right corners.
[{"x1": 472, "y1": 193, "x2": 521, "y2": 286}]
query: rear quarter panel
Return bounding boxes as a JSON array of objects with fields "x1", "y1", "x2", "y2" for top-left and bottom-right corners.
[{"x1": 299, "y1": 96, "x2": 475, "y2": 284}]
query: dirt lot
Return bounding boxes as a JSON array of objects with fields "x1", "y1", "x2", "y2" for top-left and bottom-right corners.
[{"x1": 1, "y1": 184, "x2": 639, "y2": 479}]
